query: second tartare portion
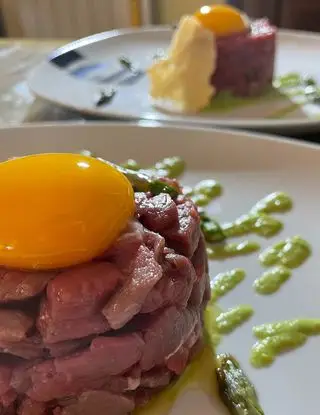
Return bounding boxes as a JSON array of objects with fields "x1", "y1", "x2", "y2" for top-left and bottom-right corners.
[{"x1": 148, "y1": 4, "x2": 276, "y2": 113}]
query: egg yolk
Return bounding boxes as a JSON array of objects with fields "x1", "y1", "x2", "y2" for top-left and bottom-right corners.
[
  {"x1": 0, "y1": 153, "x2": 135, "y2": 270},
  {"x1": 194, "y1": 4, "x2": 248, "y2": 36}
]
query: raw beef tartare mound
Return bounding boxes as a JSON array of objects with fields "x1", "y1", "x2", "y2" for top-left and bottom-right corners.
[
  {"x1": 0, "y1": 192, "x2": 210, "y2": 414},
  {"x1": 213, "y1": 19, "x2": 277, "y2": 97}
]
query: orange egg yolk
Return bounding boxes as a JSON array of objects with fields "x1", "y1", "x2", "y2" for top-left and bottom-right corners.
[
  {"x1": 194, "y1": 4, "x2": 248, "y2": 36},
  {"x1": 0, "y1": 153, "x2": 135, "y2": 270}
]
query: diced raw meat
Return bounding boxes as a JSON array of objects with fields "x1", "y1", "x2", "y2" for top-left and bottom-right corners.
[
  {"x1": 0, "y1": 366, "x2": 12, "y2": 396},
  {"x1": 0, "y1": 188, "x2": 209, "y2": 408},
  {"x1": 141, "y1": 307, "x2": 197, "y2": 371},
  {"x1": 60, "y1": 391, "x2": 135, "y2": 415},
  {"x1": 0, "y1": 310, "x2": 34, "y2": 343},
  {"x1": 103, "y1": 221, "x2": 144, "y2": 275},
  {"x1": 103, "y1": 246, "x2": 162, "y2": 329},
  {"x1": 18, "y1": 398, "x2": 46, "y2": 415},
  {"x1": 24, "y1": 360, "x2": 74, "y2": 402},
  {"x1": 164, "y1": 199, "x2": 201, "y2": 258},
  {"x1": 136, "y1": 194, "x2": 179, "y2": 232},
  {"x1": 165, "y1": 346, "x2": 189, "y2": 375},
  {"x1": 88, "y1": 334, "x2": 145, "y2": 375},
  {"x1": 0, "y1": 335, "x2": 44, "y2": 360},
  {"x1": 0, "y1": 269, "x2": 56, "y2": 303},
  {"x1": 166, "y1": 321, "x2": 201, "y2": 375},
  {"x1": 191, "y1": 234, "x2": 208, "y2": 281},
  {"x1": 140, "y1": 368, "x2": 171, "y2": 389},
  {"x1": 11, "y1": 361, "x2": 35, "y2": 394},
  {"x1": 46, "y1": 262, "x2": 122, "y2": 321},
  {"x1": 46, "y1": 338, "x2": 90, "y2": 358},
  {"x1": 26, "y1": 334, "x2": 145, "y2": 401},
  {"x1": 0, "y1": 389, "x2": 17, "y2": 407},
  {"x1": 102, "y1": 369, "x2": 141, "y2": 394},
  {"x1": 38, "y1": 301, "x2": 110, "y2": 343},
  {"x1": 143, "y1": 229, "x2": 165, "y2": 263},
  {"x1": 141, "y1": 253, "x2": 196, "y2": 313},
  {"x1": 213, "y1": 19, "x2": 276, "y2": 97},
  {"x1": 203, "y1": 275, "x2": 211, "y2": 304}
]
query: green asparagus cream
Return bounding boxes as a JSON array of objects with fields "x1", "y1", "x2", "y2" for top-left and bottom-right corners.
[
  {"x1": 207, "y1": 241, "x2": 260, "y2": 260},
  {"x1": 251, "y1": 319, "x2": 320, "y2": 368},
  {"x1": 253, "y1": 319, "x2": 320, "y2": 339},
  {"x1": 259, "y1": 236, "x2": 311, "y2": 268},
  {"x1": 250, "y1": 332, "x2": 308, "y2": 368},
  {"x1": 253, "y1": 266, "x2": 292, "y2": 295},
  {"x1": 203, "y1": 88, "x2": 283, "y2": 113},
  {"x1": 251, "y1": 192, "x2": 293, "y2": 214},
  {"x1": 221, "y1": 192, "x2": 293, "y2": 239},
  {"x1": 184, "y1": 179, "x2": 223, "y2": 207},
  {"x1": 216, "y1": 305, "x2": 254, "y2": 335},
  {"x1": 211, "y1": 269, "x2": 246, "y2": 301},
  {"x1": 222, "y1": 213, "x2": 282, "y2": 238}
]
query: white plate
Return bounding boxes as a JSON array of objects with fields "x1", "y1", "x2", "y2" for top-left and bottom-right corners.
[
  {"x1": 0, "y1": 122, "x2": 319, "y2": 414},
  {"x1": 29, "y1": 27, "x2": 320, "y2": 133}
]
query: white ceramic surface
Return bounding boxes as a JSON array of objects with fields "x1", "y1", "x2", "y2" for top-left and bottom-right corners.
[
  {"x1": 0, "y1": 122, "x2": 319, "y2": 414},
  {"x1": 29, "y1": 27, "x2": 320, "y2": 133}
]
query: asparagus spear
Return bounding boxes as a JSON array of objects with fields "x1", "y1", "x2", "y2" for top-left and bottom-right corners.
[
  {"x1": 122, "y1": 156, "x2": 185, "y2": 179},
  {"x1": 216, "y1": 354, "x2": 265, "y2": 415},
  {"x1": 102, "y1": 160, "x2": 180, "y2": 198},
  {"x1": 80, "y1": 151, "x2": 180, "y2": 197}
]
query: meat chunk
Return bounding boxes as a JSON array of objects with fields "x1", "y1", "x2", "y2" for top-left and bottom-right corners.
[
  {"x1": 165, "y1": 346, "x2": 189, "y2": 375},
  {"x1": 26, "y1": 360, "x2": 93, "y2": 403},
  {"x1": 191, "y1": 234, "x2": 208, "y2": 281},
  {"x1": 141, "y1": 253, "x2": 196, "y2": 313},
  {"x1": 46, "y1": 262, "x2": 122, "y2": 321},
  {"x1": 0, "y1": 310, "x2": 34, "y2": 343},
  {"x1": 103, "y1": 245, "x2": 162, "y2": 329},
  {"x1": 136, "y1": 193, "x2": 179, "y2": 232},
  {"x1": 0, "y1": 366, "x2": 12, "y2": 396},
  {"x1": 60, "y1": 391, "x2": 135, "y2": 415},
  {"x1": 143, "y1": 229, "x2": 165, "y2": 263},
  {"x1": 102, "y1": 369, "x2": 141, "y2": 394},
  {"x1": 26, "y1": 333, "x2": 145, "y2": 402},
  {"x1": 189, "y1": 234, "x2": 209, "y2": 307},
  {"x1": 0, "y1": 389, "x2": 17, "y2": 408},
  {"x1": 0, "y1": 269, "x2": 56, "y2": 303},
  {"x1": 164, "y1": 199, "x2": 201, "y2": 258},
  {"x1": 55, "y1": 334, "x2": 145, "y2": 380},
  {"x1": 0, "y1": 335, "x2": 44, "y2": 360},
  {"x1": 38, "y1": 301, "x2": 109, "y2": 344},
  {"x1": 46, "y1": 338, "x2": 90, "y2": 358},
  {"x1": 18, "y1": 398, "x2": 46, "y2": 415},
  {"x1": 104, "y1": 221, "x2": 144, "y2": 275},
  {"x1": 140, "y1": 368, "x2": 171, "y2": 389},
  {"x1": 141, "y1": 307, "x2": 197, "y2": 371}
]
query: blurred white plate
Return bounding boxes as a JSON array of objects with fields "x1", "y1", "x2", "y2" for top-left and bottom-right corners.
[
  {"x1": 29, "y1": 27, "x2": 320, "y2": 133},
  {"x1": 1, "y1": 122, "x2": 319, "y2": 414}
]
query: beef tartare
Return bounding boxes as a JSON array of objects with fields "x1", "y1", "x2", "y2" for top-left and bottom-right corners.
[
  {"x1": 0, "y1": 155, "x2": 210, "y2": 414},
  {"x1": 213, "y1": 18, "x2": 276, "y2": 97},
  {"x1": 148, "y1": 4, "x2": 277, "y2": 113}
]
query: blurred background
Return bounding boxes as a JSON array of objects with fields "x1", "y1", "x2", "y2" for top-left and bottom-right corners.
[{"x1": 0, "y1": 0, "x2": 319, "y2": 39}]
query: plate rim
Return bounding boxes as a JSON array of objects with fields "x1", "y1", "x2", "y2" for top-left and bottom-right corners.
[{"x1": 2, "y1": 121, "x2": 320, "y2": 152}]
